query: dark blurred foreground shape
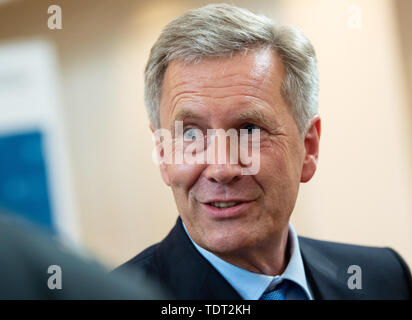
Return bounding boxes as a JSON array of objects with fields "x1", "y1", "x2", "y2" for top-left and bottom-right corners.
[{"x1": 0, "y1": 213, "x2": 169, "y2": 299}]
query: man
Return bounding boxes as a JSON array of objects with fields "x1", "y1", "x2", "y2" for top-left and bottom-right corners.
[{"x1": 114, "y1": 4, "x2": 412, "y2": 299}]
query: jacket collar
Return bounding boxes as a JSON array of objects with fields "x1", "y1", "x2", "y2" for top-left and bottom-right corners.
[
  {"x1": 156, "y1": 217, "x2": 241, "y2": 299},
  {"x1": 159, "y1": 217, "x2": 349, "y2": 299},
  {"x1": 298, "y1": 237, "x2": 354, "y2": 300}
]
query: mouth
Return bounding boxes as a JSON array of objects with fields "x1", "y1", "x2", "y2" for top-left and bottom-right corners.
[
  {"x1": 208, "y1": 201, "x2": 242, "y2": 209},
  {"x1": 201, "y1": 199, "x2": 254, "y2": 218}
]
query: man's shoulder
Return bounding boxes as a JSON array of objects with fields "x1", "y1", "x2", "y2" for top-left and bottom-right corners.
[
  {"x1": 298, "y1": 235, "x2": 402, "y2": 260},
  {"x1": 113, "y1": 242, "x2": 161, "y2": 275},
  {"x1": 113, "y1": 219, "x2": 186, "y2": 278},
  {"x1": 298, "y1": 235, "x2": 407, "y2": 269},
  {"x1": 298, "y1": 235, "x2": 412, "y2": 299}
]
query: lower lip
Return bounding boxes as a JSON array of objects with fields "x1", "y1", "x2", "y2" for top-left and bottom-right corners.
[{"x1": 201, "y1": 201, "x2": 253, "y2": 219}]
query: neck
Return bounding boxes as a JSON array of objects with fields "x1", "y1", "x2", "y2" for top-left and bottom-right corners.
[{"x1": 214, "y1": 226, "x2": 291, "y2": 276}]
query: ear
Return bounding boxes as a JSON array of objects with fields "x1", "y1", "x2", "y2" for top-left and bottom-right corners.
[
  {"x1": 150, "y1": 124, "x2": 171, "y2": 186},
  {"x1": 300, "y1": 116, "x2": 321, "y2": 183}
]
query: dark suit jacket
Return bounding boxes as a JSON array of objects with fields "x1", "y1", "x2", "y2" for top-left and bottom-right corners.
[{"x1": 115, "y1": 217, "x2": 412, "y2": 299}]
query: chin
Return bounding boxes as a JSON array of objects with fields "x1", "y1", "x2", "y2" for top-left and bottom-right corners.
[{"x1": 202, "y1": 228, "x2": 260, "y2": 255}]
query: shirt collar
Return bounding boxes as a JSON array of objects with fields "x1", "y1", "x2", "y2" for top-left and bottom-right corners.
[{"x1": 182, "y1": 220, "x2": 313, "y2": 300}]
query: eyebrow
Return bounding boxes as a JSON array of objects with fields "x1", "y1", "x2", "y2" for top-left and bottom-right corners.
[
  {"x1": 172, "y1": 109, "x2": 201, "y2": 123},
  {"x1": 169, "y1": 109, "x2": 203, "y2": 130},
  {"x1": 170, "y1": 107, "x2": 277, "y2": 131},
  {"x1": 237, "y1": 109, "x2": 277, "y2": 131}
]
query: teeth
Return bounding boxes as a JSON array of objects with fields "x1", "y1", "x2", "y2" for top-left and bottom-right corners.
[{"x1": 210, "y1": 201, "x2": 240, "y2": 208}]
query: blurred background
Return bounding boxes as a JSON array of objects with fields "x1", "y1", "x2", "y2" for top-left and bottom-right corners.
[{"x1": 0, "y1": 0, "x2": 411, "y2": 269}]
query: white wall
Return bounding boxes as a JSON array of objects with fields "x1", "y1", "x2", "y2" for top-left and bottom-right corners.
[{"x1": 281, "y1": 0, "x2": 412, "y2": 267}]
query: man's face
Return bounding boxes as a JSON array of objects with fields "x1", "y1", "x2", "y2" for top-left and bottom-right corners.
[{"x1": 157, "y1": 48, "x2": 317, "y2": 255}]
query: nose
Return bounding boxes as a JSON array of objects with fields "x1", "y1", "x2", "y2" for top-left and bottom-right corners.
[
  {"x1": 202, "y1": 128, "x2": 244, "y2": 184},
  {"x1": 203, "y1": 163, "x2": 242, "y2": 184}
]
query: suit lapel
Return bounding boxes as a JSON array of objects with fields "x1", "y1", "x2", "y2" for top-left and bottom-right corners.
[
  {"x1": 156, "y1": 217, "x2": 241, "y2": 299},
  {"x1": 298, "y1": 236, "x2": 353, "y2": 299}
]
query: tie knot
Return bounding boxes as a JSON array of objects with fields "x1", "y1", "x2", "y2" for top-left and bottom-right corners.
[{"x1": 260, "y1": 280, "x2": 290, "y2": 300}]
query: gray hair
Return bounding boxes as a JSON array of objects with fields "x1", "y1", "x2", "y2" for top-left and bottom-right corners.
[{"x1": 144, "y1": 3, "x2": 319, "y2": 135}]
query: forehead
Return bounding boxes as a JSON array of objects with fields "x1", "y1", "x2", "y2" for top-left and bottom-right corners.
[{"x1": 159, "y1": 48, "x2": 286, "y2": 126}]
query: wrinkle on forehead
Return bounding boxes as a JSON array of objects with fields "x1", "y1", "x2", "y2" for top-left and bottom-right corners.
[{"x1": 160, "y1": 49, "x2": 285, "y2": 128}]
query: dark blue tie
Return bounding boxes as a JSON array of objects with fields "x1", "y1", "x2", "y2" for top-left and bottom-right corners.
[{"x1": 260, "y1": 280, "x2": 290, "y2": 300}]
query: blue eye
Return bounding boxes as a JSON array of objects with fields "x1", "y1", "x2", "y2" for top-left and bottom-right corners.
[
  {"x1": 183, "y1": 128, "x2": 201, "y2": 140},
  {"x1": 243, "y1": 124, "x2": 260, "y2": 134}
]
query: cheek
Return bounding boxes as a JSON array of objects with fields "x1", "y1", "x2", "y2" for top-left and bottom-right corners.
[
  {"x1": 268, "y1": 137, "x2": 304, "y2": 174},
  {"x1": 167, "y1": 163, "x2": 206, "y2": 192},
  {"x1": 257, "y1": 140, "x2": 302, "y2": 196},
  {"x1": 255, "y1": 154, "x2": 300, "y2": 222}
]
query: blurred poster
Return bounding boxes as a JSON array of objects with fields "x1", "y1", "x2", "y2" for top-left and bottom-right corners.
[
  {"x1": 0, "y1": 131, "x2": 53, "y2": 230},
  {"x1": 0, "y1": 39, "x2": 79, "y2": 243}
]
